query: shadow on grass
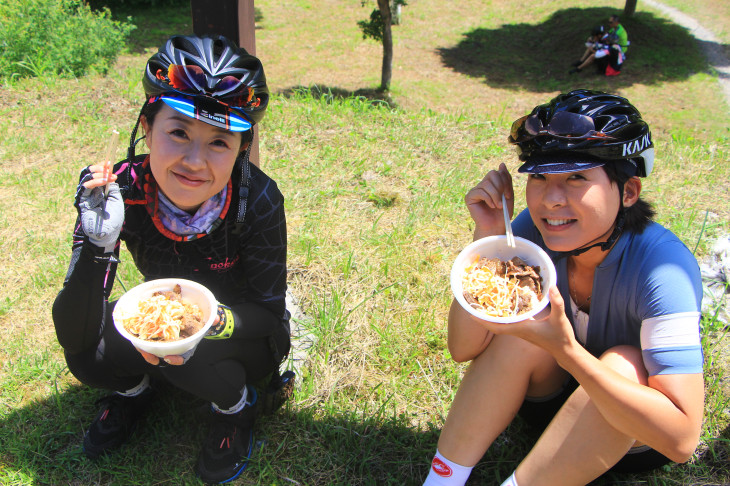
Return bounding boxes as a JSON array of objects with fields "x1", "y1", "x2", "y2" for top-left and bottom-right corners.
[
  {"x1": 3, "y1": 377, "x2": 722, "y2": 485},
  {"x1": 278, "y1": 85, "x2": 399, "y2": 110},
  {"x1": 437, "y1": 7, "x2": 727, "y2": 92}
]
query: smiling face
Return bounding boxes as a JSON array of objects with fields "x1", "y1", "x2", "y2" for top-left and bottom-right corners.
[
  {"x1": 141, "y1": 103, "x2": 242, "y2": 213},
  {"x1": 525, "y1": 167, "x2": 622, "y2": 253}
]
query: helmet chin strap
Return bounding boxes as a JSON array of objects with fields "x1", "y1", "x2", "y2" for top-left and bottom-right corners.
[{"x1": 554, "y1": 180, "x2": 626, "y2": 260}]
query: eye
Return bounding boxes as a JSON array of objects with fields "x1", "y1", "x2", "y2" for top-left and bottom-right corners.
[
  {"x1": 568, "y1": 173, "x2": 587, "y2": 181},
  {"x1": 169, "y1": 128, "x2": 188, "y2": 140},
  {"x1": 211, "y1": 138, "x2": 232, "y2": 149},
  {"x1": 528, "y1": 173, "x2": 546, "y2": 180}
]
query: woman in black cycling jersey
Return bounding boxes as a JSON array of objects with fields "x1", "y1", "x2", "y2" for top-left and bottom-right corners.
[{"x1": 53, "y1": 34, "x2": 292, "y2": 484}]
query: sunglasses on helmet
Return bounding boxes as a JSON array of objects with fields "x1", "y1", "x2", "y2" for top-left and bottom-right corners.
[
  {"x1": 509, "y1": 111, "x2": 613, "y2": 143},
  {"x1": 157, "y1": 64, "x2": 258, "y2": 109}
]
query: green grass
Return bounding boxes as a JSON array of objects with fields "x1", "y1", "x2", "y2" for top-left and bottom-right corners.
[{"x1": 0, "y1": 0, "x2": 728, "y2": 484}]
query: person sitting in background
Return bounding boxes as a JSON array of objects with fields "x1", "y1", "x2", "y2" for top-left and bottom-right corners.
[
  {"x1": 572, "y1": 25, "x2": 609, "y2": 69},
  {"x1": 570, "y1": 15, "x2": 628, "y2": 75}
]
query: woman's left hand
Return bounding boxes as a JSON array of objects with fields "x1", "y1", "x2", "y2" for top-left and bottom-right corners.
[
  {"x1": 136, "y1": 349, "x2": 185, "y2": 366},
  {"x1": 480, "y1": 286, "x2": 576, "y2": 357},
  {"x1": 135, "y1": 313, "x2": 221, "y2": 366}
]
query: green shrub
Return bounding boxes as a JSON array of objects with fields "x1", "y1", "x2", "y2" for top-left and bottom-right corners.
[{"x1": 0, "y1": 0, "x2": 135, "y2": 79}]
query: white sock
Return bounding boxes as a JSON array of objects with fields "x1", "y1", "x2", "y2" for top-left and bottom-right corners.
[
  {"x1": 117, "y1": 374, "x2": 150, "y2": 397},
  {"x1": 500, "y1": 471, "x2": 519, "y2": 486},
  {"x1": 212, "y1": 386, "x2": 250, "y2": 414},
  {"x1": 423, "y1": 449, "x2": 473, "y2": 486}
]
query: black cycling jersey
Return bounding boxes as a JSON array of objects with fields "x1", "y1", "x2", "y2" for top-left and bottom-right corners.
[{"x1": 52, "y1": 155, "x2": 290, "y2": 407}]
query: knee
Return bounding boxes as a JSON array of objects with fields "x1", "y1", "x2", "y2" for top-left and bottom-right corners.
[
  {"x1": 599, "y1": 345, "x2": 648, "y2": 385},
  {"x1": 472, "y1": 335, "x2": 560, "y2": 382},
  {"x1": 64, "y1": 349, "x2": 106, "y2": 388}
]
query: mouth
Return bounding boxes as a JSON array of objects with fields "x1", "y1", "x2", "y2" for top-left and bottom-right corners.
[
  {"x1": 173, "y1": 171, "x2": 207, "y2": 187},
  {"x1": 543, "y1": 218, "x2": 576, "y2": 229}
]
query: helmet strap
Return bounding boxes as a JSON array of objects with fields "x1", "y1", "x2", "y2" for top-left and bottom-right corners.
[
  {"x1": 234, "y1": 142, "x2": 252, "y2": 227},
  {"x1": 127, "y1": 100, "x2": 150, "y2": 160}
]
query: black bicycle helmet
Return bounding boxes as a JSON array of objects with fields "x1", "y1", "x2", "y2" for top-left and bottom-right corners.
[
  {"x1": 509, "y1": 90, "x2": 654, "y2": 257},
  {"x1": 143, "y1": 34, "x2": 269, "y2": 127},
  {"x1": 509, "y1": 89, "x2": 654, "y2": 177}
]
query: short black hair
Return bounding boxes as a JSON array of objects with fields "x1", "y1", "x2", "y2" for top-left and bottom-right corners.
[{"x1": 602, "y1": 162, "x2": 655, "y2": 233}]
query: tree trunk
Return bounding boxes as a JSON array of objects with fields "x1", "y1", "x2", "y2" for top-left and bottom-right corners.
[
  {"x1": 377, "y1": 0, "x2": 393, "y2": 91},
  {"x1": 624, "y1": 0, "x2": 637, "y2": 17}
]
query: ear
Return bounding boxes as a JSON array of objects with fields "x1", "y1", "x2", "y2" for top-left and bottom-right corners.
[
  {"x1": 623, "y1": 176, "x2": 641, "y2": 208},
  {"x1": 140, "y1": 115, "x2": 152, "y2": 149}
]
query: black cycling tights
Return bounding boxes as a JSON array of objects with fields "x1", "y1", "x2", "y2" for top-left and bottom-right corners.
[{"x1": 64, "y1": 304, "x2": 288, "y2": 409}]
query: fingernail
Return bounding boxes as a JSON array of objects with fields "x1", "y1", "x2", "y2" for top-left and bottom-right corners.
[{"x1": 163, "y1": 358, "x2": 172, "y2": 364}]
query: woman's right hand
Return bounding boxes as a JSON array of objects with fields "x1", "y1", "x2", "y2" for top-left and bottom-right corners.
[
  {"x1": 77, "y1": 161, "x2": 123, "y2": 253},
  {"x1": 465, "y1": 162, "x2": 514, "y2": 240}
]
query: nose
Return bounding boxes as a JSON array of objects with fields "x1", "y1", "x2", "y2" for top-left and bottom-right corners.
[
  {"x1": 182, "y1": 140, "x2": 206, "y2": 169},
  {"x1": 542, "y1": 179, "x2": 568, "y2": 208}
]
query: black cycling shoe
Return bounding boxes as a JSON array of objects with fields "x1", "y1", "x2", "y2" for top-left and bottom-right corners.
[
  {"x1": 82, "y1": 387, "x2": 155, "y2": 459},
  {"x1": 196, "y1": 388, "x2": 258, "y2": 484},
  {"x1": 572, "y1": 60, "x2": 582, "y2": 67}
]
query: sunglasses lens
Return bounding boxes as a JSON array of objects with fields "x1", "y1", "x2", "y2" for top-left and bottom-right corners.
[
  {"x1": 510, "y1": 115, "x2": 529, "y2": 141},
  {"x1": 509, "y1": 112, "x2": 599, "y2": 144},
  {"x1": 524, "y1": 115, "x2": 544, "y2": 136},
  {"x1": 167, "y1": 64, "x2": 207, "y2": 92},
  {"x1": 547, "y1": 112, "x2": 595, "y2": 138},
  {"x1": 217, "y1": 75, "x2": 243, "y2": 93}
]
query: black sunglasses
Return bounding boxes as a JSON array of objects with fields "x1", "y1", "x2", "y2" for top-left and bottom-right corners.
[{"x1": 510, "y1": 111, "x2": 612, "y2": 143}]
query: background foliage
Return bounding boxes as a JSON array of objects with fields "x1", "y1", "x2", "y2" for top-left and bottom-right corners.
[{"x1": 0, "y1": 0, "x2": 134, "y2": 78}]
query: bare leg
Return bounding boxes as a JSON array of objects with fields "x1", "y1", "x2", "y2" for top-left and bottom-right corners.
[
  {"x1": 579, "y1": 47, "x2": 593, "y2": 63},
  {"x1": 437, "y1": 334, "x2": 567, "y2": 467},
  {"x1": 515, "y1": 346, "x2": 648, "y2": 486},
  {"x1": 578, "y1": 53, "x2": 595, "y2": 70}
]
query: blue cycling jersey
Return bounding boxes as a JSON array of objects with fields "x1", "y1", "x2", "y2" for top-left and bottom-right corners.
[{"x1": 512, "y1": 209, "x2": 703, "y2": 376}]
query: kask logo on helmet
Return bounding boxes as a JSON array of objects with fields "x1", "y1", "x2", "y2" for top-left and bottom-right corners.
[{"x1": 621, "y1": 133, "x2": 651, "y2": 157}]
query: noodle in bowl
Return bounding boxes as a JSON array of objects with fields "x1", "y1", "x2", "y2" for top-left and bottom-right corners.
[
  {"x1": 450, "y1": 236, "x2": 557, "y2": 323},
  {"x1": 113, "y1": 279, "x2": 218, "y2": 357}
]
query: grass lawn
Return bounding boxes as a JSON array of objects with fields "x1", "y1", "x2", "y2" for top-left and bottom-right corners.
[{"x1": 0, "y1": 0, "x2": 728, "y2": 484}]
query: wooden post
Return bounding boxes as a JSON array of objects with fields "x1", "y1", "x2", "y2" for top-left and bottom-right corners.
[{"x1": 190, "y1": 0, "x2": 260, "y2": 166}]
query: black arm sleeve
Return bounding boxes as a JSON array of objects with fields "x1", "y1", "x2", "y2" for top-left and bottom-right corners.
[
  {"x1": 52, "y1": 243, "x2": 119, "y2": 354},
  {"x1": 53, "y1": 166, "x2": 121, "y2": 355}
]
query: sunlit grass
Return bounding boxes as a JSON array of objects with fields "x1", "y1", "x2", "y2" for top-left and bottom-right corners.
[{"x1": 0, "y1": 0, "x2": 728, "y2": 484}]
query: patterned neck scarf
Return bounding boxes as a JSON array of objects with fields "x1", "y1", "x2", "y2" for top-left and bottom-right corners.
[{"x1": 156, "y1": 185, "x2": 228, "y2": 236}]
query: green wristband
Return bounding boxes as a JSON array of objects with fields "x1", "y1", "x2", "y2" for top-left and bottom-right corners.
[{"x1": 206, "y1": 305, "x2": 235, "y2": 340}]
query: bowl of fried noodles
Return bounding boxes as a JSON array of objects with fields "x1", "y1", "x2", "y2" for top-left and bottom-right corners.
[
  {"x1": 451, "y1": 235, "x2": 556, "y2": 323},
  {"x1": 113, "y1": 278, "x2": 218, "y2": 357}
]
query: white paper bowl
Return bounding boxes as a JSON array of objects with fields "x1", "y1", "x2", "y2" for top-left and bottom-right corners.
[
  {"x1": 450, "y1": 235, "x2": 557, "y2": 323},
  {"x1": 113, "y1": 278, "x2": 218, "y2": 357}
]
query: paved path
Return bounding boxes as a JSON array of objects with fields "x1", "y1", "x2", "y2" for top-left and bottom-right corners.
[{"x1": 643, "y1": 0, "x2": 730, "y2": 109}]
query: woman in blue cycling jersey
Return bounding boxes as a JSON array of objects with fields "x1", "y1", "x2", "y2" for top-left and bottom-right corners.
[{"x1": 424, "y1": 90, "x2": 704, "y2": 486}]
